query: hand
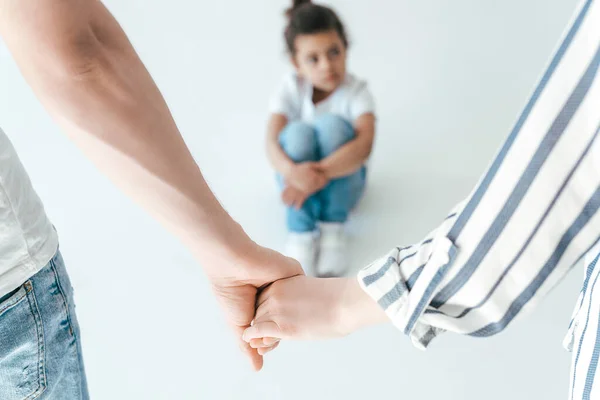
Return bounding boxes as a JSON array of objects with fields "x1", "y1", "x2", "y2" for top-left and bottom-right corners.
[
  {"x1": 285, "y1": 162, "x2": 328, "y2": 194},
  {"x1": 242, "y1": 276, "x2": 388, "y2": 346},
  {"x1": 281, "y1": 186, "x2": 310, "y2": 209},
  {"x1": 209, "y1": 244, "x2": 304, "y2": 371}
]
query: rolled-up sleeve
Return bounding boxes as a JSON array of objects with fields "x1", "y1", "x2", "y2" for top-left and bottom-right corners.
[{"x1": 359, "y1": 0, "x2": 600, "y2": 350}]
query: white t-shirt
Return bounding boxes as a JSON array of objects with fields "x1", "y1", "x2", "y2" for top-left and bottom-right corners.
[
  {"x1": 0, "y1": 128, "x2": 58, "y2": 298},
  {"x1": 269, "y1": 72, "x2": 375, "y2": 124}
]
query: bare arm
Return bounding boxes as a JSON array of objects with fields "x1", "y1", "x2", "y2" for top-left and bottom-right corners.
[
  {"x1": 0, "y1": 0, "x2": 306, "y2": 370},
  {"x1": 319, "y1": 113, "x2": 375, "y2": 179},
  {"x1": 0, "y1": 0, "x2": 257, "y2": 270},
  {"x1": 243, "y1": 276, "x2": 389, "y2": 343},
  {"x1": 265, "y1": 113, "x2": 294, "y2": 176},
  {"x1": 247, "y1": 0, "x2": 600, "y2": 349},
  {"x1": 266, "y1": 113, "x2": 327, "y2": 196}
]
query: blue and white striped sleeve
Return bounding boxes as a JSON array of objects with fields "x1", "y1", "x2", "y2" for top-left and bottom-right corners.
[{"x1": 358, "y1": 0, "x2": 600, "y2": 350}]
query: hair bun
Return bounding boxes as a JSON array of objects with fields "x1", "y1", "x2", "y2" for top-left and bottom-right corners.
[{"x1": 285, "y1": 0, "x2": 312, "y2": 18}]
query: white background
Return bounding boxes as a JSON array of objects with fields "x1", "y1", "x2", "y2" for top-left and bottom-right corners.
[{"x1": 0, "y1": 0, "x2": 583, "y2": 398}]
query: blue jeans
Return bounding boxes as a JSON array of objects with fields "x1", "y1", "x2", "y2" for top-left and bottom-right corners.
[
  {"x1": 0, "y1": 251, "x2": 89, "y2": 399},
  {"x1": 279, "y1": 114, "x2": 367, "y2": 233}
]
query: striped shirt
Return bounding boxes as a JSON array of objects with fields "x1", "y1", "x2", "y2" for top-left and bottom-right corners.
[
  {"x1": 358, "y1": 0, "x2": 600, "y2": 352},
  {"x1": 564, "y1": 246, "x2": 600, "y2": 399}
]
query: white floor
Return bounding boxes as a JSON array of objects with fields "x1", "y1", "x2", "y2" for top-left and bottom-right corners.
[{"x1": 0, "y1": 0, "x2": 584, "y2": 398}]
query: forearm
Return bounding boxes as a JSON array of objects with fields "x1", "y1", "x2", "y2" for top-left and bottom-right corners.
[
  {"x1": 266, "y1": 140, "x2": 295, "y2": 177},
  {"x1": 319, "y1": 137, "x2": 371, "y2": 179},
  {"x1": 358, "y1": 0, "x2": 600, "y2": 348},
  {"x1": 337, "y1": 278, "x2": 388, "y2": 334},
  {"x1": 319, "y1": 114, "x2": 375, "y2": 179},
  {"x1": 0, "y1": 0, "x2": 254, "y2": 271},
  {"x1": 266, "y1": 114, "x2": 295, "y2": 177}
]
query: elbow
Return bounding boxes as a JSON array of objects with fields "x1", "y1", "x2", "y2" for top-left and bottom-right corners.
[
  {"x1": 359, "y1": 136, "x2": 375, "y2": 161},
  {"x1": 46, "y1": 29, "x2": 110, "y2": 82},
  {"x1": 363, "y1": 143, "x2": 374, "y2": 160}
]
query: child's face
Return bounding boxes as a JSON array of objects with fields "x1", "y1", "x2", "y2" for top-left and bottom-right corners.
[{"x1": 292, "y1": 30, "x2": 347, "y2": 93}]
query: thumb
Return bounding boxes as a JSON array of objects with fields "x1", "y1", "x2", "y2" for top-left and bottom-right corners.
[{"x1": 243, "y1": 321, "x2": 283, "y2": 342}]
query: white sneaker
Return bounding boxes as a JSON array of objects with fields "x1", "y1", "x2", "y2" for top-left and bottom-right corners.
[
  {"x1": 317, "y1": 223, "x2": 348, "y2": 277},
  {"x1": 284, "y1": 231, "x2": 319, "y2": 275}
]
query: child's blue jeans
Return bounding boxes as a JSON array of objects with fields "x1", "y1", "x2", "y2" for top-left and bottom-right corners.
[{"x1": 278, "y1": 114, "x2": 367, "y2": 233}]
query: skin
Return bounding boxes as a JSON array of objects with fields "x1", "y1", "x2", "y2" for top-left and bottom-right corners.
[
  {"x1": 243, "y1": 276, "x2": 388, "y2": 345},
  {"x1": 0, "y1": 0, "x2": 302, "y2": 371}
]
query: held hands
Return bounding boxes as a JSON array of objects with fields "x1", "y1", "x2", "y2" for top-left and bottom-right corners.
[
  {"x1": 282, "y1": 162, "x2": 329, "y2": 208},
  {"x1": 242, "y1": 276, "x2": 388, "y2": 352},
  {"x1": 208, "y1": 243, "x2": 304, "y2": 371},
  {"x1": 285, "y1": 162, "x2": 328, "y2": 193}
]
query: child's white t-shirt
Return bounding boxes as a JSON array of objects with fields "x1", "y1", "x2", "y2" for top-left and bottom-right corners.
[{"x1": 269, "y1": 72, "x2": 375, "y2": 124}]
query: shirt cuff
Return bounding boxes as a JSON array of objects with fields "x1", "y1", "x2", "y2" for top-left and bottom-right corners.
[{"x1": 357, "y1": 237, "x2": 457, "y2": 350}]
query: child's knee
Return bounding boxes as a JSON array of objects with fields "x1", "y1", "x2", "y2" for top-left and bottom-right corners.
[
  {"x1": 279, "y1": 122, "x2": 318, "y2": 162},
  {"x1": 314, "y1": 114, "x2": 355, "y2": 154}
]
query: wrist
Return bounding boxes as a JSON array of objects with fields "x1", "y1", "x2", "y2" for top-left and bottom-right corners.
[
  {"x1": 281, "y1": 161, "x2": 296, "y2": 180},
  {"x1": 335, "y1": 277, "x2": 388, "y2": 335},
  {"x1": 317, "y1": 160, "x2": 332, "y2": 179},
  {"x1": 190, "y1": 213, "x2": 257, "y2": 280}
]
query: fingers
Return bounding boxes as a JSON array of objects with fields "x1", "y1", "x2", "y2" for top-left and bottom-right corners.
[
  {"x1": 245, "y1": 328, "x2": 283, "y2": 358},
  {"x1": 293, "y1": 193, "x2": 308, "y2": 210},
  {"x1": 288, "y1": 187, "x2": 308, "y2": 209},
  {"x1": 258, "y1": 341, "x2": 280, "y2": 356},
  {"x1": 249, "y1": 338, "x2": 265, "y2": 348},
  {"x1": 249, "y1": 337, "x2": 281, "y2": 349},
  {"x1": 291, "y1": 191, "x2": 303, "y2": 209},
  {"x1": 313, "y1": 171, "x2": 328, "y2": 191},
  {"x1": 295, "y1": 197, "x2": 308, "y2": 210},
  {"x1": 262, "y1": 336, "x2": 281, "y2": 346},
  {"x1": 233, "y1": 325, "x2": 264, "y2": 372},
  {"x1": 241, "y1": 337, "x2": 264, "y2": 371},
  {"x1": 307, "y1": 175, "x2": 326, "y2": 192},
  {"x1": 292, "y1": 164, "x2": 326, "y2": 192},
  {"x1": 243, "y1": 321, "x2": 283, "y2": 342},
  {"x1": 281, "y1": 186, "x2": 309, "y2": 209},
  {"x1": 281, "y1": 188, "x2": 294, "y2": 206}
]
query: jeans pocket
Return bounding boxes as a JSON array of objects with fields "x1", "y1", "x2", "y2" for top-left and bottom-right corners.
[{"x1": 0, "y1": 282, "x2": 47, "y2": 400}]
